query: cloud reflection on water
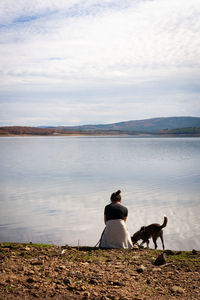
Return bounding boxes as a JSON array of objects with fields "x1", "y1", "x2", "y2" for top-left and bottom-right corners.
[{"x1": 0, "y1": 137, "x2": 200, "y2": 250}]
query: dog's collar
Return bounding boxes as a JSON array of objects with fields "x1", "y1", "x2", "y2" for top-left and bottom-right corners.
[
  {"x1": 140, "y1": 226, "x2": 146, "y2": 233},
  {"x1": 139, "y1": 226, "x2": 146, "y2": 237}
]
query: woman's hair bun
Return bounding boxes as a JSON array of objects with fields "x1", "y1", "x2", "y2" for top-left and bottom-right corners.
[
  {"x1": 116, "y1": 190, "x2": 121, "y2": 195},
  {"x1": 110, "y1": 190, "x2": 121, "y2": 202}
]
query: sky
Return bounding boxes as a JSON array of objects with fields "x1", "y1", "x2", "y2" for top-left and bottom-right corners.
[{"x1": 0, "y1": 0, "x2": 200, "y2": 126}]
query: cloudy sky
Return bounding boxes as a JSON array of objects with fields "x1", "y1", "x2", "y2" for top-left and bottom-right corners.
[{"x1": 0, "y1": 0, "x2": 200, "y2": 126}]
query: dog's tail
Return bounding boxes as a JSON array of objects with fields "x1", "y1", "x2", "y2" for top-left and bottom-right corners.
[{"x1": 160, "y1": 216, "x2": 168, "y2": 229}]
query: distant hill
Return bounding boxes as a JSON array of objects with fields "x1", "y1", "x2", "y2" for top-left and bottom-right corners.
[
  {"x1": 51, "y1": 116, "x2": 200, "y2": 133},
  {"x1": 0, "y1": 126, "x2": 57, "y2": 136},
  {"x1": 1, "y1": 117, "x2": 200, "y2": 136}
]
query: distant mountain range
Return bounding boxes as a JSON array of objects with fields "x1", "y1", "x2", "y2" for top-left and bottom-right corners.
[
  {"x1": 51, "y1": 116, "x2": 200, "y2": 133},
  {"x1": 1, "y1": 117, "x2": 200, "y2": 136}
]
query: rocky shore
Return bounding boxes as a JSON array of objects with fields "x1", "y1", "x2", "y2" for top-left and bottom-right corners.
[{"x1": 0, "y1": 243, "x2": 199, "y2": 299}]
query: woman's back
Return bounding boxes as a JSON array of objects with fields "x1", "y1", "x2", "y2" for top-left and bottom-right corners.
[{"x1": 104, "y1": 203, "x2": 128, "y2": 221}]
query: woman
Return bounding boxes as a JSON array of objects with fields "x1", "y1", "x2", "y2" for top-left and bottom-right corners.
[{"x1": 99, "y1": 190, "x2": 133, "y2": 249}]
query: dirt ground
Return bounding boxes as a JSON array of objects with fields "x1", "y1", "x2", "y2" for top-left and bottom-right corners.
[{"x1": 0, "y1": 243, "x2": 200, "y2": 299}]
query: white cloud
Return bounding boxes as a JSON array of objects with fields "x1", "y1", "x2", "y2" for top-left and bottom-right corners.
[{"x1": 0, "y1": 0, "x2": 200, "y2": 125}]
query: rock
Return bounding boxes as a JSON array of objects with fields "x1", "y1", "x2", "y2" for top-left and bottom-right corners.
[
  {"x1": 136, "y1": 265, "x2": 146, "y2": 273},
  {"x1": 146, "y1": 279, "x2": 151, "y2": 284},
  {"x1": 113, "y1": 281, "x2": 124, "y2": 286},
  {"x1": 24, "y1": 269, "x2": 35, "y2": 276},
  {"x1": 62, "y1": 244, "x2": 71, "y2": 249},
  {"x1": 192, "y1": 249, "x2": 198, "y2": 255},
  {"x1": 89, "y1": 278, "x2": 98, "y2": 285},
  {"x1": 80, "y1": 262, "x2": 89, "y2": 266},
  {"x1": 170, "y1": 286, "x2": 185, "y2": 294},
  {"x1": 78, "y1": 285, "x2": 87, "y2": 291},
  {"x1": 67, "y1": 283, "x2": 76, "y2": 290},
  {"x1": 164, "y1": 249, "x2": 175, "y2": 256},
  {"x1": 152, "y1": 267, "x2": 162, "y2": 272},
  {"x1": 58, "y1": 265, "x2": 67, "y2": 270},
  {"x1": 154, "y1": 253, "x2": 167, "y2": 266},
  {"x1": 2, "y1": 247, "x2": 10, "y2": 252},
  {"x1": 31, "y1": 292, "x2": 38, "y2": 297},
  {"x1": 30, "y1": 260, "x2": 43, "y2": 266},
  {"x1": 26, "y1": 277, "x2": 35, "y2": 283},
  {"x1": 106, "y1": 295, "x2": 117, "y2": 300},
  {"x1": 83, "y1": 291, "x2": 90, "y2": 298},
  {"x1": 63, "y1": 278, "x2": 72, "y2": 285}
]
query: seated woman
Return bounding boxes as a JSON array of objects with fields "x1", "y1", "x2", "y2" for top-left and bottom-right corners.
[{"x1": 99, "y1": 190, "x2": 133, "y2": 249}]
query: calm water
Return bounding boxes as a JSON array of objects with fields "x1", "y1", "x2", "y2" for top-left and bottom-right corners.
[{"x1": 0, "y1": 136, "x2": 200, "y2": 250}]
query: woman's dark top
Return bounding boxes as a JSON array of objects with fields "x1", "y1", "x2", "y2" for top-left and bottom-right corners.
[{"x1": 104, "y1": 203, "x2": 128, "y2": 221}]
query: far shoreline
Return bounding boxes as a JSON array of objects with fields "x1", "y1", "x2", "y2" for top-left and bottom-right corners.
[{"x1": 0, "y1": 133, "x2": 200, "y2": 138}]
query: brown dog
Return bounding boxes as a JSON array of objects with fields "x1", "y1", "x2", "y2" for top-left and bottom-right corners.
[{"x1": 131, "y1": 216, "x2": 168, "y2": 250}]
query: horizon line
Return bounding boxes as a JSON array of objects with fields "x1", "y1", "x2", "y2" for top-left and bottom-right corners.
[{"x1": 1, "y1": 115, "x2": 200, "y2": 128}]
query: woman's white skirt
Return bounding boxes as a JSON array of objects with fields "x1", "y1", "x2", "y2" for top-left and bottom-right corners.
[{"x1": 99, "y1": 219, "x2": 133, "y2": 249}]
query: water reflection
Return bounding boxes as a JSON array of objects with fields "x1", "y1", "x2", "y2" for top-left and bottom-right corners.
[{"x1": 0, "y1": 137, "x2": 200, "y2": 250}]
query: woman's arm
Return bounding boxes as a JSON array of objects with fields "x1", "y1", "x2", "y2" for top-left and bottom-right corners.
[
  {"x1": 124, "y1": 216, "x2": 127, "y2": 222},
  {"x1": 104, "y1": 214, "x2": 107, "y2": 224}
]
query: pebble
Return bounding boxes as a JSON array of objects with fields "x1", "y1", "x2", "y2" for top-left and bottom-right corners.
[
  {"x1": 146, "y1": 279, "x2": 151, "y2": 284},
  {"x1": 83, "y1": 291, "x2": 90, "y2": 298},
  {"x1": 30, "y1": 260, "x2": 43, "y2": 266},
  {"x1": 58, "y1": 265, "x2": 67, "y2": 270},
  {"x1": 113, "y1": 281, "x2": 124, "y2": 286},
  {"x1": 170, "y1": 286, "x2": 185, "y2": 294},
  {"x1": 89, "y1": 278, "x2": 98, "y2": 285},
  {"x1": 136, "y1": 265, "x2": 146, "y2": 273},
  {"x1": 26, "y1": 277, "x2": 35, "y2": 283},
  {"x1": 152, "y1": 267, "x2": 162, "y2": 272},
  {"x1": 63, "y1": 278, "x2": 72, "y2": 285}
]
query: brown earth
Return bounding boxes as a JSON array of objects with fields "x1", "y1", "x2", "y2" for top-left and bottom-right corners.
[{"x1": 0, "y1": 243, "x2": 199, "y2": 300}]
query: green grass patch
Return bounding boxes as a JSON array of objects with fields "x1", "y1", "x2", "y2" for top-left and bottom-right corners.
[
  {"x1": 28, "y1": 243, "x2": 54, "y2": 248},
  {"x1": 167, "y1": 251, "x2": 200, "y2": 266},
  {"x1": 1, "y1": 242, "x2": 54, "y2": 249}
]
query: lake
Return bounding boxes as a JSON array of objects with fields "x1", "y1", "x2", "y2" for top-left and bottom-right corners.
[{"x1": 0, "y1": 136, "x2": 199, "y2": 250}]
